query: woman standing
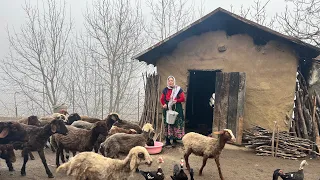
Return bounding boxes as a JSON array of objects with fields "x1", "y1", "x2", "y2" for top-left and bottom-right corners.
[{"x1": 160, "y1": 76, "x2": 185, "y2": 146}]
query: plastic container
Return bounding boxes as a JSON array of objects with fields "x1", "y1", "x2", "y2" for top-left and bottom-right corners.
[
  {"x1": 145, "y1": 141, "x2": 164, "y2": 154},
  {"x1": 166, "y1": 110, "x2": 178, "y2": 124}
]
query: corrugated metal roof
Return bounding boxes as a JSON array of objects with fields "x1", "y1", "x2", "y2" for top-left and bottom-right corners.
[{"x1": 133, "y1": 7, "x2": 320, "y2": 65}]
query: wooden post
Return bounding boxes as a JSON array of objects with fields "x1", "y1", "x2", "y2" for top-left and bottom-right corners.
[{"x1": 312, "y1": 91, "x2": 320, "y2": 150}]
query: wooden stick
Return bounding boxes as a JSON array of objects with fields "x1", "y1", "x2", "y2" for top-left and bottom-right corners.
[
  {"x1": 275, "y1": 123, "x2": 280, "y2": 156},
  {"x1": 296, "y1": 91, "x2": 309, "y2": 139},
  {"x1": 271, "y1": 121, "x2": 277, "y2": 157}
]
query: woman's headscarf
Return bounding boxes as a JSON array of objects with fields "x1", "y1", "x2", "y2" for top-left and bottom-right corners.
[{"x1": 167, "y1": 75, "x2": 176, "y2": 89}]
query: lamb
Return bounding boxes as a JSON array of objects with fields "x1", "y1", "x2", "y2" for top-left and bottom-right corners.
[
  {"x1": 0, "y1": 122, "x2": 26, "y2": 174},
  {"x1": 0, "y1": 144, "x2": 15, "y2": 173},
  {"x1": 100, "y1": 123, "x2": 155, "y2": 158},
  {"x1": 112, "y1": 119, "x2": 142, "y2": 133},
  {"x1": 51, "y1": 121, "x2": 109, "y2": 167},
  {"x1": 56, "y1": 146, "x2": 153, "y2": 180},
  {"x1": 182, "y1": 129, "x2": 236, "y2": 179},
  {"x1": 0, "y1": 119, "x2": 68, "y2": 178}
]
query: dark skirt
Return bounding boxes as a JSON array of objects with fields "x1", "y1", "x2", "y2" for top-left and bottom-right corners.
[{"x1": 163, "y1": 103, "x2": 185, "y2": 140}]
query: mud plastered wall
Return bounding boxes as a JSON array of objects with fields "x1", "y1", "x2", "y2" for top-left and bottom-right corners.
[{"x1": 157, "y1": 31, "x2": 298, "y2": 131}]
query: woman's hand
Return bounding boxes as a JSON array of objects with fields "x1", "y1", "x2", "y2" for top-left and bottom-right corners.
[
  {"x1": 162, "y1": 104, "x2": 167, "y2": 109},
  {"x1": 172, "y1": 100, "x2": 177, "y2": 104}
]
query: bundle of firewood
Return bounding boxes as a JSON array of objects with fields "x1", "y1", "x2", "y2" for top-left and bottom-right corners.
[
  {"x1": 139, "y1": 73, "x2": 161, "y2": 130},
  {"x1": 290, "y1": 71, "x2": 320, "y2": 145},
  {"x1": 242, "y1": 125, "x2": 320, "y2": 160}
]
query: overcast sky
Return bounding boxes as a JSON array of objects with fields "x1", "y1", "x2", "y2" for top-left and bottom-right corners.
[{"x1": 0, "y1": 0, "x2": 289, "y2": 116}]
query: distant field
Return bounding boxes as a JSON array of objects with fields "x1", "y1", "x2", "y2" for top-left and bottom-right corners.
[{"x1": 0, "y1": 117, "x2": 21, "y2": 121}]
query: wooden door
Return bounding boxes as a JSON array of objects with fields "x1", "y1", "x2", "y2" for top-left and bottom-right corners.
[{"x1": 213, "y1": 72, "x2": 246, "y2": 144}]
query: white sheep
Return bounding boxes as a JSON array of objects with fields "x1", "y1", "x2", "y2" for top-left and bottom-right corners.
[
  {"x1": 56, "y1": 146, "x2": 153, "y2": 180},
  {"x1": 182, "y1": 129, "x2": 236, "y2": 179}
]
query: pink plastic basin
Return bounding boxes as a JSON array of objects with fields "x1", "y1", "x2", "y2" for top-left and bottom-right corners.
[{"x1": 145, "y1": 141, "x2": 164, "y2": 154}]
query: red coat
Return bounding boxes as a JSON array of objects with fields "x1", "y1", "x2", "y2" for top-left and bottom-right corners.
[{"x1": 160, "y1": 87, "x2": 185, "y2": 105}]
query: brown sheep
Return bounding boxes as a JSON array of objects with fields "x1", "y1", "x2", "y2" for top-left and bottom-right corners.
[{"x1": 51, "y1": 121, "x2": 109, "y2": 167}]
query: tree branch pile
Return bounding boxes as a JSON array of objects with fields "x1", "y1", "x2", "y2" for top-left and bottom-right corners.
[
  {"x1": 139, "y1": 73, "x2": 160, "y2": 131},
  {"x1": 289, "y1": 71, "x2": 320, "y2": 144},
  {"x1": 242, "y1": 125, "x2": 320, "y2": 160}
]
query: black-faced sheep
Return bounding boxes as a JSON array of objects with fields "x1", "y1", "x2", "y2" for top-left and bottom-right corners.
[
  {"x1": 56, "y1": 146, "x2": 153, "y2": 180},
  {"x1": 51, "y1": 121, "x2": 109, "y2": 167},
  {"x1": 100, "y1": 123, "x2": 155, "y2": 158},
  {"x1": 182, "y1": 129, "x2": 236, "y2": 179},
  {"x1": 93, "y1": 113, "x2": 121, "y2": 153},
  {"x1": 65, "y1": 113, "x2": 81, "y2": 125},
  {"x1": 18, "y1": 115, "x2": 41, "y2": 160},
  {"x1": 18, "y1": 115, "x2": 41, "y2": 126}
]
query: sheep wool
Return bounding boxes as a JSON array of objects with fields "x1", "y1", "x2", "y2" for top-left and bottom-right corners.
[
  {"x1": 56, "y1": 146, "x2": 153, "y2": 180},
  {"x1": 142, "y1": 123, "x2": 154, "y2": 132}
]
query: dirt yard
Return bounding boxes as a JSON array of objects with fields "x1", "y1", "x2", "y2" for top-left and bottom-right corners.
[{"x1": 0, "y1": 143, "x2": 319, "y2": 180}]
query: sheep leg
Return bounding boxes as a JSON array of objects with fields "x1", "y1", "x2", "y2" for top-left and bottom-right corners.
[
  {"x1": 20, "y1": 148, "x2": 29, "y2": 176},
  {"x1": 56, "y1": 147, "x2": 62, "y2": 167},
  {"x1": 4, "y1": 155, "x2": 14, "y2": 171},
  {"x1": 29, "y1": 152, "x2": 35, "y2": 160},
  {"x1": 184, "y1": 149, "x2": 192, "y2": 172},
  {"x1": 38, "y1": 149, "x2": 54, "y2": 178},
  {"x1": 215, "y1": 158, "x2": 224, "y2": 180},
  {"x1": 100, "y1": 146, "x2": 105, "y2": 156},
  {"x1": 61, "y1": 149, "x2": 66, "y2": 163},
  {"x1": 199, "y1": 156, "x2": 209, "y2": 176}
]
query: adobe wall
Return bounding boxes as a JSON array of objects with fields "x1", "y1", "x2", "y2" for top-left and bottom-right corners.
[{"x1": 156, "y1": 31, "x2": 298, "y2": 131}]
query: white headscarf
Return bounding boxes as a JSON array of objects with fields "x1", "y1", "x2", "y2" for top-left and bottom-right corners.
[
  {"x1": 167, "y1": 76, "x2": 181, "y2": 110},
  {"x1": 167, "y1": 75, "x2": 176, "y2": 89}
]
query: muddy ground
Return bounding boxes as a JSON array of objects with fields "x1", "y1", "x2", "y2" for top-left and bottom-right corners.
[{"x1": 0, "y1": 143, "x2": 319, "y2": 180}]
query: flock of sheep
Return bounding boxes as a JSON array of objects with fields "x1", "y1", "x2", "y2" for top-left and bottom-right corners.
[{"x1": 0, "y1": 111, "x2": 236, "y2": 180}]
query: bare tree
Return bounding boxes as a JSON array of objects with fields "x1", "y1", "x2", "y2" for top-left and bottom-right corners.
[
  {"x1": 145, "y1": 0, "x2": 196, "y2": 42},
  {"x1": 0, "y1": 0, "x2": 72, "y2": 115},
  {"x1": 84, "y1": 0, "x2": 146, "y2": 115},
  {"x1": 230, "y1": 0, "x2": 276, "y2": 29},
  {"x1": 277, "y1": 0, "x2": 320, "y2": 46}
]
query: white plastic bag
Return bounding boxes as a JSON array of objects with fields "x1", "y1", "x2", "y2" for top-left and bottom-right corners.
[{"x1": 166, "y1": 110, "x2": 179, "y2": 124}]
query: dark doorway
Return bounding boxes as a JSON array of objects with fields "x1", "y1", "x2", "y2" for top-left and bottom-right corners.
[{"x1": 185, "y1": 70, "x2": 220, "y2": 135}]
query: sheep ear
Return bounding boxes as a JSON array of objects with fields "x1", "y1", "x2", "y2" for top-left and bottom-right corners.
[
  {"x1": 51, "y1": 124, "x2": 57, "y2": 133},
  {"x1": 0, "y1": 128, "x2": 9, "y2": 138},
  {"x1": 213, "y1": 130, "x2": 224, "y2": 135},
  {"x1": 130, "y1": 154, "x2": 137, "y2": 171}
]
